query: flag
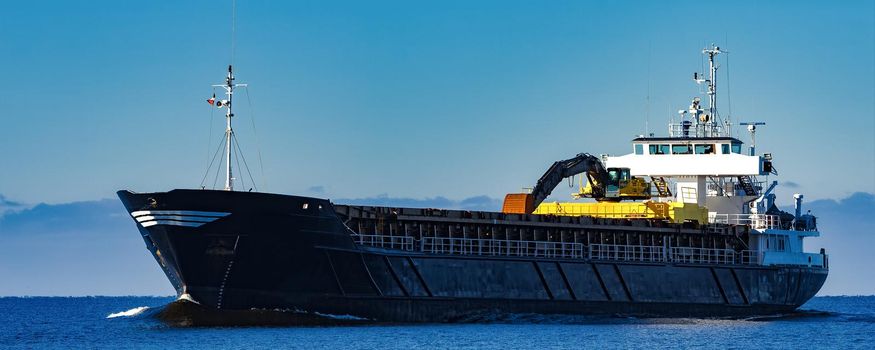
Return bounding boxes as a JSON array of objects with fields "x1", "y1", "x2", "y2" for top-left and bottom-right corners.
[{"x1": 207, "y1": 93, "x2": 216, "y2": 105}]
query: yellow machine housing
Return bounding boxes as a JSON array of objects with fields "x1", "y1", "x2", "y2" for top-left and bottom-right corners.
[
  {"x1": 577, "y1": 175, "x2": 651, "y2": 201},
  {"x1": 533, "y1": 201, "x2": 709, "y2": 224}
]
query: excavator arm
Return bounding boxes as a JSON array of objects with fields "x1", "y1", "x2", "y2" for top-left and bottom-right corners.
[{"x1": 502, "y1": 153, "x2": 607, "y2": 214}]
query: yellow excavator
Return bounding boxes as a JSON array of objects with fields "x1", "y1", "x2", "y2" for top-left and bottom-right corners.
[
  {"x1": 501, "y1": 153, "x2": 708, "y2": 224},
  {"x1": 502, "y1": 153, "x2": 651, "y2": 214}
]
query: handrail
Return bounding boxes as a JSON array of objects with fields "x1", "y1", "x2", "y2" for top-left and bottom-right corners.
[
  {"x1": 667, "y1": 122, "x2": 726, "y2": 138},
  {"x1": 590, "y1": 244, "x2": 738, "y2": 265},
  {"x1": 589, "y1": 244, "x2": 666, "y2": 262},
  {"x1": 351, "y1": 234, "x2": 781, "y2": 266},
  {"x1": 670, "y1": 247, "x2": 736, "y2": 265},
  {"x1": 421, "y1": 237, "x2": 585, "y2": 259},
  {"x1": 351, "y1": 234, "x2": 415, "y2": 251},
  {"x1": 739, "y1": 250, "x2": 763, "y2": 265},
  {"x1": 711, "y1": 213, "x2": 781, "y2": 230}
]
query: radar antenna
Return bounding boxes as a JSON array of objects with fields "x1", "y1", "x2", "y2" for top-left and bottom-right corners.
[{"x1": 739, "y1": 122, "x2": 766, "y2": 156}]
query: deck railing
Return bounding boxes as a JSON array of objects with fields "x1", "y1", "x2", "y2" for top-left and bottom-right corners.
[
  {"x1": 739, "y1": 250, "x2": 763, "y2": 265},
  {"x1": 711, "y1": 213, "x2": 781, "y2": 230},
  {"x1": 589, "y1": 244, "x2": 739, "y2": 265},
  {"x1": 421, "y1": 237, "x2": 585, "y2": 259},
  {"x1": 589, "y1": 244, "x2": 667, "y2": 263},
  {"x1": 351, "y1": 234, "x2": 415, "y2": 251},
  {"x1": 670, "y1": 247, "x2": 736, "y2": 265},
  {"x1": 351, "y1": 235, "x2": 782, "y2": 266}
]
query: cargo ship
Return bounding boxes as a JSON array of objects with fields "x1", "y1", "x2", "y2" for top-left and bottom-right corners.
[{"x1": 119, "y1": 45, "x2": 827, "y2": 324}]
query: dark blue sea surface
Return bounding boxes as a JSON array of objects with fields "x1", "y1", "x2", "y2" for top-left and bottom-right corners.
[{"x1": 1, "y1": 296, "x2": 873, "y2": 349}]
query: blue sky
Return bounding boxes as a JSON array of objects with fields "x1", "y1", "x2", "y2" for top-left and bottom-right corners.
[
  {"x1": 1, "y1": 0, "x2": 872, "y2": 205},
  {"x1": 0, "y1": 1, "x2": 873, "y2": 295}
]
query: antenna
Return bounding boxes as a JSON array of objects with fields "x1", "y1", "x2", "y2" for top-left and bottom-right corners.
[
  {"x1": 199, "y1": 0, "x2": 260, "y2": 192},
  {"x1": 230, "y1": 0, "x2": 237, "y2": 66},
  {"x1": 739, "y1": 122, "x2": 765, "y2": 156},
  {"x1": 724, "y1": 34, "x2": 732, "y2": 137},
  {"x1": 693, "y1": 44, "x2": 726, "y2": 137},
  {"x1": 645, "y1": 41, "x2": 652, "y2": 137},
  {"x1": 210, "y1": 1, "x2": 248, "y2": 191}
]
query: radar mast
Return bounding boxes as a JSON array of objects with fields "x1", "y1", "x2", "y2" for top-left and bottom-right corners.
[{"x1": 674, "y1": 44, "x2": 729, "y2": 138}]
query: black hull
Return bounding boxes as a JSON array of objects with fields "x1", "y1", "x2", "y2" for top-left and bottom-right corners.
[{"x1": 118, "y1": 189, "x2": 827, "y2": 324}]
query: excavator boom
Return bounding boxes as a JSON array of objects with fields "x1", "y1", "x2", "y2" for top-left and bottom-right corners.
[{"x1": 502, "y1": 153, "x2": 607, "y2": 214}]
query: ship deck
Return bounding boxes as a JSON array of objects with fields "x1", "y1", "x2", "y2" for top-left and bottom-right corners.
[{"x1": 333, "y1": 204, "x2": 762, "y2": 266}]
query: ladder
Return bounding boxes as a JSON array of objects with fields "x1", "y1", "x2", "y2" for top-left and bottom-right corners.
[
  {"x1": 737, "y1": 175, "x2": 758, "y2": 196},
  {"x1": 652, "y1": 177, "x2": 672, "y2": 197}
]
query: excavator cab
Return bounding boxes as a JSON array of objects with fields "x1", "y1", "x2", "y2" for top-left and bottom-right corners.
[
  {"x1": 605, "y1": 167, "x2": 629, "y2": 197},
  {"x1": 577, "y1": 167, "x2": 649, "y2": 201},
  {"x1": 591, "y1": 167, "x2": 650, "y2": 201}
]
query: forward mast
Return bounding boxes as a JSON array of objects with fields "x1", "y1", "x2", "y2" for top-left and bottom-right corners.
[{"x1": 212, "y1": 65, "x2": 247, "y2": 191}]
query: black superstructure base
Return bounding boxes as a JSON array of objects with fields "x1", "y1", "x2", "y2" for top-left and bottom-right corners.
[{"x1": 118, "y1": 189, "x2": 827, "y2": 324}]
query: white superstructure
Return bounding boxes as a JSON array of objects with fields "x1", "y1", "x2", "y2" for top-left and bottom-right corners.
[{"x1": 604, "y1": 45, "x2": 823, "y2": 268}]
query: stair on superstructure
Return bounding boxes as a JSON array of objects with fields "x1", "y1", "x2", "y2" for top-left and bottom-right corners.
[
  {"x1": 652, "y1": 177, "x2": 672, "y2": 197},
  {"x1": 737, "y1": 175, "x2": 758, "y2": 196}
]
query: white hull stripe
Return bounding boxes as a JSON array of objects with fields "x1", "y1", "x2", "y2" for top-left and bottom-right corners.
[
  {"x1": 131, "y1": 210, "x2": 230, "y2": 218},
  {"x1": 141, "y1": 221, "x2": 206, "y2": 228},
  {"x1": 131, "y1": 210, "x2": 230, "y2": 228},
  {"x1": 135, "y1": 215, "x2": 218, "y2": 223}
]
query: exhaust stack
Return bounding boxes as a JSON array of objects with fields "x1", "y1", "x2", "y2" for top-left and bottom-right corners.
[{"x1": 794, "y1": 193, "x2": 804, "y2": 219}]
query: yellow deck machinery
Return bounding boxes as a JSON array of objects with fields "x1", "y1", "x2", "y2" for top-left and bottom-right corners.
[{"x1": 501, "y1": 153, "x2": 707, "y2": 223}]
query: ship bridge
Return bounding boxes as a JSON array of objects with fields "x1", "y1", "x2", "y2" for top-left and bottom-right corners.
[
  {"x1": 607, "y1": 136, "x2": 769, "y2": 177},
  {"x1": 605, "y1": 135, "x2": 774, "y2": 210}
]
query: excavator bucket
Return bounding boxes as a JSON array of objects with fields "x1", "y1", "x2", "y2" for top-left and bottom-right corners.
[{"x1": 502, "y1": 193, "x2": 534, "y2": 214}]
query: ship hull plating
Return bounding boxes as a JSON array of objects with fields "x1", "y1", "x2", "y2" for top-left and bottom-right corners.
[{"x1": 118, "y1": 189, "x2": 827, "y2": 323}]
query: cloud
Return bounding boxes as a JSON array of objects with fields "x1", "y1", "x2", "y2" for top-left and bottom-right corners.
[
  {"x1": 804, "y1": 192, "x2": 873, "y2": 220},
  {"x1": 0, "y1": 198, "x2": 129, "y2": 236},
  {"x1": 0, "y1": 194, "x2": 25, "y2": 215},
  {"x1": 336, "y1": 194, "x2": 456, "y2": 209},
  {"x1": 782, "y1": 181, "x2": 801, "y2": 188},
  {"x1": 307, "y1": 186, "x2": 325, "y2": 194},
  {"x1": 0, "y1": 197, "x2": 172, "y2": 296},
  {"x1": 0, "y1": 194, "x2": 22, "y2": 207},
  {"x1": 800, "y1": 192, "x2": 875, "y2": 296},
  {"x1": 335, "y1": 194, "x2": 503, "y2": 211},
  {"x1": 458, "y1": 195, "x2": 504, "y2": 211}
]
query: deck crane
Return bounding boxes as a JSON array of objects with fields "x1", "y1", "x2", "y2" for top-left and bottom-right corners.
[{"x1": 501, "y1": 153, "x2": 652, "y2": 214}]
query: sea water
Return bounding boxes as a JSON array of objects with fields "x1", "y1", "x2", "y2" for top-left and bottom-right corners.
[{"x1": 1, "y1": 296, "x2": 873, "y2": 349}]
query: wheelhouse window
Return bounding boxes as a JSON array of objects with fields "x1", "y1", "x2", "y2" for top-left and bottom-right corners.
[
  {"x1": 731, "y1": 143, "x2": 742, "y2": 154},
  {"x1": 635, "y1": 144, "x2": 644, "y2": 155},
  {"x1": 721, "y1": 144, "x2": 730, "y2": 154},
  {"x1": 672, "y1": 144, "x2": 692, "y2": 154},
  {"x1": 694, "y1": 144, "x2": 714, "y2": 154},
  {"x1": 650, "y1": 144, "x2": 670, "y2": 155}
]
